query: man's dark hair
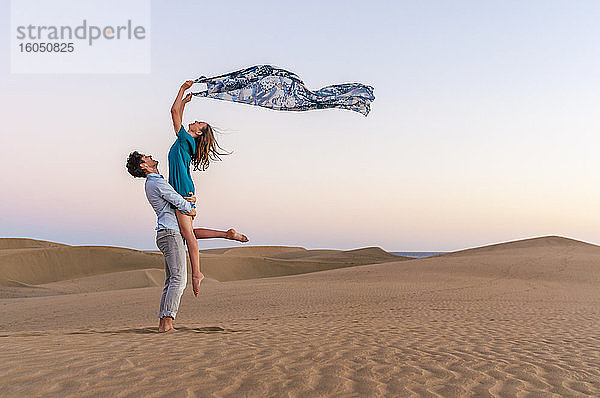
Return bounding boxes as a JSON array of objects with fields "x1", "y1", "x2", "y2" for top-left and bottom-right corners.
[{"x1": 126, "y1": 151, "x2": 147, "y2": 178}]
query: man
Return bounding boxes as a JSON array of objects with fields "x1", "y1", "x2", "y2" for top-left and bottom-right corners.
[{"x1": 126, "y1": 151, "x2": 195, "y2": 333}]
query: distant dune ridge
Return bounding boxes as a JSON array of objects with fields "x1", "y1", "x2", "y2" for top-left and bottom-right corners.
[
  {"x1": 1, "y1": 235, "x2": 598, "y2": 396},
  {"x1": 0, "y1": 237, "x2": 67, "y2": 250},
  {"x1": 198, "y1": 246, "x2": 402, "y2": 282},
  {"x1": 0, "y1": 238, "x2": 406, "y2": 295}
]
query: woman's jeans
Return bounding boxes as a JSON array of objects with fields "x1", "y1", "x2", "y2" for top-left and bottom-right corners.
[{"x1": 156, "y1": 229, "x2": 187, "y2": 319}]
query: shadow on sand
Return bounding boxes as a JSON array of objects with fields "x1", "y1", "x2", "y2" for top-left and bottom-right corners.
[
  {"x1": 68, "y1": 326, "x2": 239, "y2": 335},
  {"x1": 1, "y1": 326, "x2": 239, "y2": 337}
]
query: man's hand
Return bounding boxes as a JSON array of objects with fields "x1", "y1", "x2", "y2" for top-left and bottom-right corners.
[
  {"x1": 184, "y1": 192, "x2": 196, "y2": 203},
  {"x1": 181, "y1": 80, "x2": 194, "y2": 91},
  {"x1": 182, "y1": 93, "x2": 193, "y2": 104},
  {"x1": 187, "y1": 208, "x2": 196, "y2": 218}
]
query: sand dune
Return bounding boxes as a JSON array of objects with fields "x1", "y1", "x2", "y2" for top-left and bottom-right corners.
[
  {"x1": 420, "y1": 235, "x2": 600, "y2": 283},
  {"x1": 0, "y1": 243, "x2": 164, "y2": 287},
  {"x1": 443, "y1": 235, "x2": 600, "y2": 256},
  {"x1": 1, "y1": 235, "x2": 598, "y2": 397}
]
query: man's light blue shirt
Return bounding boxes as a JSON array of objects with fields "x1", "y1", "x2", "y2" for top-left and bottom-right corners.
[{"x1": 145, "y1": 173, "x2": 193, "y2": 231}]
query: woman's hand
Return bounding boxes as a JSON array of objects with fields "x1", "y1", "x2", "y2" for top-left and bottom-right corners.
[
  {"x1": 182, "y1": 93, "x2": 193, "y2": 104},
  {"x1": 184, "y1": 192, "x2": 196, "y2": 203},
  {"x1": 181, "y1": 80, "x2": 194, "y2": 91}
]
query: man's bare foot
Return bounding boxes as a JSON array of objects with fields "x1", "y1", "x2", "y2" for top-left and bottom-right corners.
[
  {"x1": 159, "y1": 317, "x2": 176, "y2": 333},
  {"x1": 226, "y1": 228, "x2": 249, "y2": 242},
  {"x1": 192, "y1": 273, "x2": 204, "y2": 297}
]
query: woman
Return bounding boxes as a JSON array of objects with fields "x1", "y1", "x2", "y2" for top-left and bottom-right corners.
[{"x1": 169, "y1": 80, "x2": 248, "y2": 297}]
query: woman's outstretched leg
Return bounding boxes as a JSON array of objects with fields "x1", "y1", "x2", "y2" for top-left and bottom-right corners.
[
  {"x1": 176, "y1": 210, "x2": 203, "y2": 297},
  {"x1": 194, "y1": 227, "x2": 249, "y2": 242}
]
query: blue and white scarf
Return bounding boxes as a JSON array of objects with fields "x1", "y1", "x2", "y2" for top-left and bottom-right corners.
[{"x1": 192, "y1": 65, "x2": 375, "y2": 116}]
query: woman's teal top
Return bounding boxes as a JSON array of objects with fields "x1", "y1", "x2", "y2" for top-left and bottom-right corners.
[{"x1": 168, "y1": 125, "x2": 196, "y2": 197}]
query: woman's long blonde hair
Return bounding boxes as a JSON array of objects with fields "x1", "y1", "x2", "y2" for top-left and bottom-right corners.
[{"x1": 192, "y1": 123, "x2": 229, "y2": 171}]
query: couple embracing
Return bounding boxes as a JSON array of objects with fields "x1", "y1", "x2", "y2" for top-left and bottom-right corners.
[{"x1": 127, "y1": 81, "x2": 248, "y2": 332}]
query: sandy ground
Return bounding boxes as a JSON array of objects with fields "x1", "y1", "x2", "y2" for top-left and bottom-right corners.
[{"x1": 0, "y1": 236, "x2": 598, "y2": 397}]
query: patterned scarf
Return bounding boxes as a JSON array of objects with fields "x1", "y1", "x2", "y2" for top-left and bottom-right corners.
[{"x1": 192, "y1": 65, "x2": 375, "y2": 116}]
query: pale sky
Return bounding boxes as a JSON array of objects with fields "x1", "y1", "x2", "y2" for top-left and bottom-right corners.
[{"x1": 1, "y1": 0, "x2": 600, "y2": 251}]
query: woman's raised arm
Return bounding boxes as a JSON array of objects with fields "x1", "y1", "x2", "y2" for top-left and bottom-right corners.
[{"x1": 171, "y1": 80, "x2": 194, "y2": 133}]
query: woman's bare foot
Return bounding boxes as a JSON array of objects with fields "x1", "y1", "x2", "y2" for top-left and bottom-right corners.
[
  {"x1": 192, "y1": 273, "x2": 204, "y2": 297},
  {"x1": 226, "y1": 228, "x2": 249, "y2": 242}
]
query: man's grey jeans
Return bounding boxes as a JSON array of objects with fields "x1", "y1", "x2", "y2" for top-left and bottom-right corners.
[{"x1": 156, "y1": 229, "x2": 187, "y2": 319}]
